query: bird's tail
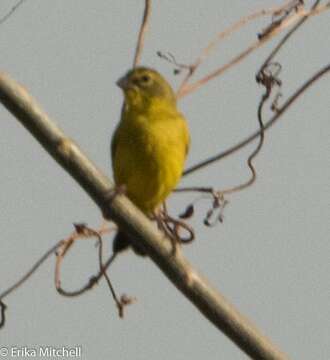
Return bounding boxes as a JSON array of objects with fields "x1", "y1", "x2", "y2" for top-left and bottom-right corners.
[{"x1": 112, "y1": 231, "x2": 146, "y2": 256}]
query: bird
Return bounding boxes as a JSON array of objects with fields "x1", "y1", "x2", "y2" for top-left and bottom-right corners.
[{"x1": 111, "y1": 67, "x2": 190, "y2": 255}]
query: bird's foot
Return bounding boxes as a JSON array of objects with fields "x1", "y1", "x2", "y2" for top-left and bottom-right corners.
[{"x1": 154, "y1": 208, "x2": 195, "y2": 256}]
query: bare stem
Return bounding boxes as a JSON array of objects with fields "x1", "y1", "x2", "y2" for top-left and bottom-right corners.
[
  {"x1": 133, "y1": 0, "x2": 152, "y2": 67},
  {"x1": 95, "y1": 229, "x2": 124, "y2": 317},
  {"x1": 217, "y1": 63, "x2": 279, "y2": 196}
]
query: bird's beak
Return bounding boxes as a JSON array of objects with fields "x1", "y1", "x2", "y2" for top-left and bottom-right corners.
[{"x1": 116, "y1": 75, "x2": 129, "y2": 90}]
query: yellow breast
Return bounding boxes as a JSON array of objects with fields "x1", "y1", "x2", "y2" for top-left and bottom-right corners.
[{"x1": 112, "y1": 105, "x2": 189, "y2": 213}]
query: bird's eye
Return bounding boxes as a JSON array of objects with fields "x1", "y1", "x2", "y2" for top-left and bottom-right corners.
[{"x1": 140, "y1": 75, "x2": 151, "y2": 83}]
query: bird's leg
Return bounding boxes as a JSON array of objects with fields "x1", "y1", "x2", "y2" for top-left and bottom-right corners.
[
  {"x1": 162, "y1": 202, "x2": 180, "y2": 255},
  {"x1": 154, "y1": 203, "x2": 195, "y2": 255},
  {"x1": 153, "y1": 206, "x2": 179, "y2": 255},
  {"x1": 163, "y1": 212, "x2": 195, "y2": 245}
]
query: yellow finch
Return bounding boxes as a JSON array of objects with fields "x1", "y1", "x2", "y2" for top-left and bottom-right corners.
[{"x1": 111, "y1": 67, "x2": 190, "y2": 254}]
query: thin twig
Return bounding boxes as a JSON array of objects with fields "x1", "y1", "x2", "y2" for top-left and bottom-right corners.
[
  {"x1": 179, "y1": 72, "x2": 274, "y2": 197},
  {"x1": 0, "y1": 241, "x2": 62, "y2": 301},
  {"x1": 0, "y1": 224, "x2": 112, "y2": 326},
  {"x1": 178, "y1": 6, "x2": 301, "y2": 98},
  {"x1": 55, "y1": 253, "x2": 117, "y2": 297},
  {"x1": 259, "y1": 0, "x2": 323, "y2": 72},
  {"x1": 0, "y1": 0, "x2": 27, "y2": 26},
  {"x1": 177, "y1": 0, "x2": 300, "y2": 96},
  {"x1": 218, "y1": 98, "x2": 266, "y2": 195},
  {"x1": 218, "y1": 62, "x2": 281, "y2": 195},
  {"x1": 133, "y1": 0, "x2": 151, "y2": 67},
  {"x1": 178, "y1": 3, "x2": 329, "y2": 98},
  {"x1": 182, "y1": 63, "x2": 330, "y2": 177},
  {"x1": 80, "y1": 225, "x2": 125, "y2": 317}
]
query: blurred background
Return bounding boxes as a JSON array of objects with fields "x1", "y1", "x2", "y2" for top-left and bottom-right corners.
[{"x1": 0, "y1": 1, "x2": 329, "y2": 359}]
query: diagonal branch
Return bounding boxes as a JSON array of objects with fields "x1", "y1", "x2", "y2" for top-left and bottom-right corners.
[{"x1": 0, "y1": 72, "x2": 290, "y2": 359}]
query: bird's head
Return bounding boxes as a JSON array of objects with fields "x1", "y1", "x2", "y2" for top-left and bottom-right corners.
[{"x1": 117, "y1": 67, "x2": 176, "y2": 109}]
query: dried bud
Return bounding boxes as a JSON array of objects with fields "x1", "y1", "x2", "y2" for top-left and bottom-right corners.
[{"x1": 179, "y1": 204, "x2": 194, "y2": 219}]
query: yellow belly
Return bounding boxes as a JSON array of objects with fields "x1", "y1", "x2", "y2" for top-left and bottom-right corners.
[{"x1": 113, "y1": 112, "x2": 188, "y2": 213}]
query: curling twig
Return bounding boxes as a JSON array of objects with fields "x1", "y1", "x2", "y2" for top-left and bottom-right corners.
[
  {"x1": 55, "y1": 223, "x2": 116, "y2": 298},
  {"x1": 90, "y1": 225, "x2": 135, "y2": 318},
  {"x1": 133, "y1": 0, "x2": 152, "y2": 67},
  {"x1": 218, "y1": 62, "x2": 282, "y2": 195},
  {"x1": 219, "y1": 90, "x2": 266, "y2": 194}
]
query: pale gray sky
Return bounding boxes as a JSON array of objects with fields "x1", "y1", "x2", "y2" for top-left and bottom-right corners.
[{"x1": 0, "y1": 1, "x2": 329, "y2": 359}]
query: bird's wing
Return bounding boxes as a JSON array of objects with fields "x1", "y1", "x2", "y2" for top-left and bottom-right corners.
[
  {"x1": 111, "y1": 104, "x2": 126, "y2": 165},
  {"x1": 182, "y1": 115, "x2": 190, "y2": 156},
  {"x1": 111, "y1": 125, "x2": 119, "y2": 165}
]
